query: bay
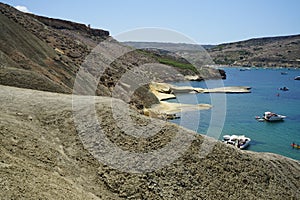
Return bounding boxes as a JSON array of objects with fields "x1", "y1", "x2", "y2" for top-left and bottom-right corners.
[{"x1": 169, "y1": 67, "x2": 300, "y2": 160}]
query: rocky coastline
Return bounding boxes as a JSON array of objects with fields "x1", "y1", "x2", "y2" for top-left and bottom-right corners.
[
  {"x1": 1, "y1": 3, "x2": 300, "y2": 199},
  {"x1": 145, "y1": 82, "x2": 251, "y2": 119}
]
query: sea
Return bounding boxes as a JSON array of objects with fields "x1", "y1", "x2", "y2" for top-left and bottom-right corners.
[{"x1": 168, "y1": 67, "x2": 300, "y2": 161}]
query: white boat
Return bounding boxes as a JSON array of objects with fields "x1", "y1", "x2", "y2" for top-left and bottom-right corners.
[
  {"x1": 263, "y1": 111, "x2": 286, "y2": 121},
  {"x1": 294, "y1": 76, "x2": 300, "y2": 80},
  {"x1": 255, "y1": 116, "x2": 265, "y2": 122},
  {"x1": 240, "y1": 68, "x2": 251, "y2": 71},
  {"x1": 223, "y1": 135, "x2": 251, "y2": 149}
]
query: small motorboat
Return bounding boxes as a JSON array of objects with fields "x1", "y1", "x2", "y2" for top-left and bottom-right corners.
[
  {"x1": 294, "y1": 76, "x2": 300, "y2": 80},
  {"x1": 223, "y1": 135, "x2": 251, "y2": 149},
  {"x1": 238, "y1": 136, "x2": 251, "y2": 149},
  {"x1": 263, "y1": 111, "x2": 286, "y2": 121},
  {"x1": 281, "y1": 72, "x2": 288, "y2": 75},
  {"x1": 255, "y1": 116, "x2": 265, "y2": 122},
  {"x1": 240, "y1": 68, "x2": 250, "y2": 71},
  {"x1": 279, "y1": 86, "x2": 289, "y2": 91}
]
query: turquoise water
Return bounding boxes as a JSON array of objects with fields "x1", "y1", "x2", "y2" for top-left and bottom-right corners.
[{"x1": 169, "y1": 67, "x2": 300, "y2": 160}]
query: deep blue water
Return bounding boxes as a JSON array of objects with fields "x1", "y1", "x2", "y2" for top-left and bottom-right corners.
[{"x1": 169, "y1": 67, "x2": 300, "y2": 160}]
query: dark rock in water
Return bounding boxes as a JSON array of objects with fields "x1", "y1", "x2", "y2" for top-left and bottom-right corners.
[{"x1": 219, "y1": 69, "x2": 226, "y2": 79}]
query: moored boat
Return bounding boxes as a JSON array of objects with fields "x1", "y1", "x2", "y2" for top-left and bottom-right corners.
[
  {"x1": 279, "y1": 86, "x2": 289, "y2": 91},
  {"x1": 223, "y1": 135, "x2": 251, "y2": 149},
  {"x1": 294, "y1": 76, "x2": 300, "y2": 80},
  {"x1": 263, "y1": 111, "x2": 286, "y2": 121},
  {"x1": 255, "y1": 116, "x2": 265, "y2": 122}
]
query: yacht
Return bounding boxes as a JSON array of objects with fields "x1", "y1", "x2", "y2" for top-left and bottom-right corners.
[{"x1": 263, "y1": 111, "x2": 286, "y2": 121}]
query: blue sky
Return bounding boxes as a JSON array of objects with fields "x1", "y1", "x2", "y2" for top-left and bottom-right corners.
[{"x1": 1, "y1": 0, "x2": 300, "y2": 44}]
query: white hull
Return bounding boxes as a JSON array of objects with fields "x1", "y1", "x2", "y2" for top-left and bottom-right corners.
[
  {"x1": 223, "y1": 135, "x2": 251, "y2": 150},
  {"x1": 294, "y1": 76, "x2": 300, "y2": 80},
  {"x1": 239, "y1": 139, "x2": 251, "y2": 149},
  {"x1": 264, "y1": 116, "x2": 286, "y2": 121},
  {"x1": 263, "y1": 111, "x2": 286, "y2": 121}
]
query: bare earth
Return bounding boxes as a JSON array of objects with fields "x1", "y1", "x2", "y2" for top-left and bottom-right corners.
[{"x1": 0, "y1": 85, "x2": 299, "y2": 199}]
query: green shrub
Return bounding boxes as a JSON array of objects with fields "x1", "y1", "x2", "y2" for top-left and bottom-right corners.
[{"x1": 157, "y1": 57, "x2": 197, "y2": 73}]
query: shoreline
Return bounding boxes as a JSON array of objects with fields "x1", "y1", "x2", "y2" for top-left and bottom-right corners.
[
  {"x1": 145, "y1": 82, "x2": 251, "y2": 119},
  {"x1": 144, "y1": 101, "x2": 212, "y2": 119},
  {"x1": 213, "y1": 65, "x2": 300, "y2": 70}
]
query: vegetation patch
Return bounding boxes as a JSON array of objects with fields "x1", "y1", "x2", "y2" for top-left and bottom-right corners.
[
  {"x1": 135, "y1": 49, "x2": 198, "y2": 73},
  {"x1": 157, "y1": 57, "x2": 197, "y2": 73}
]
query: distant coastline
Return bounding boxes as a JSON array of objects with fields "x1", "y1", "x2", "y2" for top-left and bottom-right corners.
[{"x1": 125, "y1": 34, "x2": 300, "y2": 69}]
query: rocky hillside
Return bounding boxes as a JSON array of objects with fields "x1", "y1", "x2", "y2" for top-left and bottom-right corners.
[
  {"x1": 0, "y1": 85, "x2": 299, "y2": 199},
  {"x1": 125, "y1": 36, "x2": 300, "y2": 68},
  {"x1": 123, "y1": 42, "x2": 226, "y2": 80},
  {"x1": 0, "y1": 3, "x2": 225, "y2": 110},
  {"x1": 0, "y1": 2, "x2": 167, "y2": 108},
  {"x1": 209, "y1": 34, "x2": 300, "y2": 68},
  {"x1": 0, "y1": 2, "x2": 108, "y2": 93}
]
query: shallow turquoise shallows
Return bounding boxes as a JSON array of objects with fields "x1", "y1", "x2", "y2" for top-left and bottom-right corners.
[{"x1": 169, "y1": 67, "x2": 300, "y2": 160}]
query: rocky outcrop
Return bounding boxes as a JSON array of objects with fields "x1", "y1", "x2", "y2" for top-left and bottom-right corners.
[
  {"x1": 28, "y1": 14, "x2": 109, "y2": 37},
  {"x1": 146, "y1": 82, "x2": 251, "y2": 119},
  {"x1": 150, "y1": 82, "x2": 251, "y2": 97}
]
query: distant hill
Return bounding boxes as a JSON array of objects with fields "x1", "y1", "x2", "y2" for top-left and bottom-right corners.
[
  {"x1": 209, "y1": 34, "x2": 300, "y2": 68},
  {"x1": 124, "y1": 35, "x2": 300, "y2": 68},
  {"x1": 123, "y1": 41, "x2": 215, "y2": 51}
]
